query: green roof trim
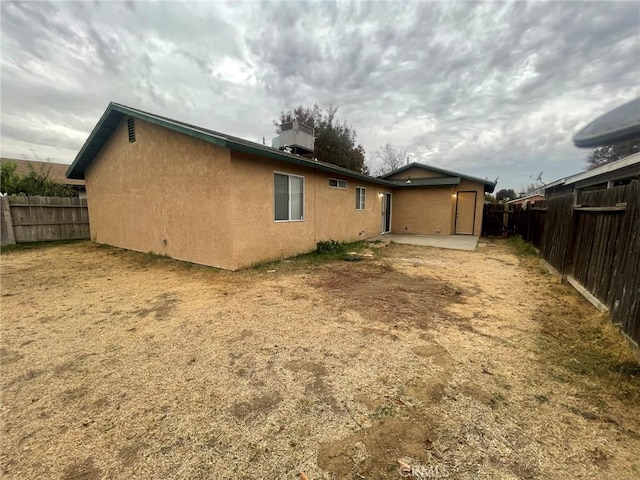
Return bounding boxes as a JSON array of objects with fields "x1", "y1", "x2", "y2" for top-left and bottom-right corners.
[
  {"x1": 381, "y1": 162, "x2": 496, "y2": 193},
  {"x1": 66, "y1": 102, "x2": 395, "y2": 186},
  {"x1": 67, "y1": 102, "x2": 495, "y2": 195},
  {"x1": 225, "y1": 139, "x2": 391, "y2": 185}
]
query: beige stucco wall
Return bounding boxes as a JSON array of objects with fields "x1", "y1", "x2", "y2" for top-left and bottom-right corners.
[
  {"x1": 84, "y1": 120, "x2": 487, "y2": 269},
  {"x1": 391, "y1": 187, "x2": 455, "y2": 235},
  {"x1": 390, "y1": 180, "x2": 486, "y2": 236},
  {"x1": 386, "y1": 166, "x2": 442, "y2": 181},
  {"x1": 85, "y1": 118, "x2": 236, "y2": 270},
  {"x1": 314, "y1": 174, "x2": 387, "y2": 243},
  {"x1": 229, "y1": 151, "x2": 385, "y2": 268}
]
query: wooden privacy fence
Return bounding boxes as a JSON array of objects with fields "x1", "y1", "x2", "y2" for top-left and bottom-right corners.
[
  {"x1": 1, "y1": 196, "x2": 89, "y2": 246},
  {"x1": 515, "y1": 181, "x2": 640, "y2": 346},
  {"x1": 482, "y1": 203, "x2": 517, "y2": 237},
  {"x1": 482, "y1": 202, "x2": 547, "y2": 242}
]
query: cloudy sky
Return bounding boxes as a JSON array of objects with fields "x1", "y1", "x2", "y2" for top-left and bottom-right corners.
[{"x1": 1, "y1": 1, "x2": 639, "y2": 191}]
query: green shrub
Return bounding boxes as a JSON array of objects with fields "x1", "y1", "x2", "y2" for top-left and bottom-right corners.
[
  {"x1": 315, "y1": 240, "x2": 345, "y2": 253},
  {"x1": 1, "y1": 161, "x2": 76, "y2": 197}
]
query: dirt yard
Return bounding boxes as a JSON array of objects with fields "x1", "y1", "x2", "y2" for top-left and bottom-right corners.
[{"x1": 1, "y1": 240, "x2": 639, "y2": 479}]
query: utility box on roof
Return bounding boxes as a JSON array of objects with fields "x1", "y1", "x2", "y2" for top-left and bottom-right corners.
[{"x1": 272, "y1": 119, "x2": 315, "y2": 156}]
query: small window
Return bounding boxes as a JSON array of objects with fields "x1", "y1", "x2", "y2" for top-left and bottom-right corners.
[
  {"x1": 329, "y1": 178, "x2": 347, "y2": 189},
  {"x1": 274, "y1": 173, "x2": 304, "y2": 221},
  {"x1": 127, "y1": 118, "x2": 136, "y2": 143},
  {"x1": 356, "y1": 187, "x2": 366, "y2": 210}
]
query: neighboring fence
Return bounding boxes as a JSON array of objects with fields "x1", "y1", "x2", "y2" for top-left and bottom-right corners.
[
  {"x1": 482, "y1": 202, "x2": 547, "y2": 242},
  {"x1": 499, "y1": 181, "x2": 639, "y2": 346},
  {"x1": 1, "y1": 196, "x2": 89, "y2": 246},
  {"x1": 482, "y1": 203, "x2": 516, "y2": 237}
]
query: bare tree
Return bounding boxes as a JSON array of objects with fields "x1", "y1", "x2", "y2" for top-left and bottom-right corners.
[
  {"x1": 374, "y1": 143, "x2": 406, "y2": 176},
  {"x1": 517, "y1": 172, "x2": 545, "y2": 196},
  {"x1": 522, "y1": 172, "x2": 545, "y2": 195}
]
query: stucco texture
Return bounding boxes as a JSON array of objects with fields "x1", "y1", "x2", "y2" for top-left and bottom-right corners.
[
  {"x1": 85, "y1": 119, "x2": 386, "y2": 269},
  {"x1": 229, "y1": 151, "x2": 385, "y2": 268},
  {"x1": 84, "y1": 118, "x2": 487, "y2": 269},
  {"x1": 389, "y1": 174, "x2": 486, "y2": 236},
  {"x1": 85, "y1": 119, "x2": 236, "y2": 269},
  {"x1": 391, "y1": 187, "x2": 455, "y2": 235},
  {"x1": 386, "y1": 166, "x2": 443, "y2": 181}
]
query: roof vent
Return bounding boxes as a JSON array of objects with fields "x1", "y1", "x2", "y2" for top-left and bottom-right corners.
[
  {"x1": 127, "y1": 118, "x2": 136, "y2": 143},
  {"x1": 271, "y1": 119, "x2": 314, "y2": 156}
]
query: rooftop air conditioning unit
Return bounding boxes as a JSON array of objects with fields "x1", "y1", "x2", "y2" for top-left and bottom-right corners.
[{"x1": 271, "y1": 119, "x2": 315, "y2": 156}]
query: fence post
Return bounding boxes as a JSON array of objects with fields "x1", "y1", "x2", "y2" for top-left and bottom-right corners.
[
  {"x1": 560, "y1": 203, "x2": 577, "y2": 280},
  {"x1": 1, "y1": 196, "x2": 16, "y2": 246},
  {"x1": 502, "y1": 203, "x2": 509, "y2": 237}
]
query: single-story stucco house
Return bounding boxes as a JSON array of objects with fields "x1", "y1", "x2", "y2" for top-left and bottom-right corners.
[{"x1": 66, "y1": 103, "x2": 495, "y2": 270}]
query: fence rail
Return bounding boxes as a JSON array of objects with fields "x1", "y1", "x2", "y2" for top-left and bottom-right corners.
[
  {"x1": 1, "y1": 196, "x2": 90, "y2": 246},
  {"x1": 484, "y1": 182, "x2": 640, "y2": 346}
]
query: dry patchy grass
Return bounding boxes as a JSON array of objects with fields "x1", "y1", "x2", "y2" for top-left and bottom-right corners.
[{"x1": 0, "y1": 240, "x2": 638, "y2": 479}]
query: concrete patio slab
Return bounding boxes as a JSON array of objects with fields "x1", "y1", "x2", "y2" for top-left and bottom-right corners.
[{"x1": 369, "y1": 233, "x2": 479, "y2": 251}]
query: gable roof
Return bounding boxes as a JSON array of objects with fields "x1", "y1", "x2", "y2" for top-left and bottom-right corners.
[
  {"x1": 380, "y1": 162, "x2": 496, "y2": 193},
  {"x1": 1, "y1": 158, "x2": 85, "y2": 186},
  {"x1": 67, "y1": 103, "x2": 498, "y2": 194},
  {"x1": 66, "y1": 102, "x2": 395, "y2": 187}
]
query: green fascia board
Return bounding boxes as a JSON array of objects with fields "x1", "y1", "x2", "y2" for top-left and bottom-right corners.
[
  {"x1": 119, "y1": 103, "x2": 395, "y2": 186},
  {"x1": 66, "y1": 102, "x2": 228, "y2": 180},
  {"x1": 66, "y1": 102, "x2": 396, "y2": 187},
  {"x1": 227, "y1": 140, "x2": 395, "y2": 187},
  {"x1": 66, "y1": 105, "x2": 123, "y2": 179},
  {"x1": 112, "y1": 104, "x2": 227, "y2": 148},
  {"x1": 67, "y1": 102, "x2": 497, "y2": 193},
  {"x1": 381, "y1": 162, "x2": 496, "y2": 190}
]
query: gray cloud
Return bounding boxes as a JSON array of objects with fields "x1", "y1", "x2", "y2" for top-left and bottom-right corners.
[{"x1": 1, "y1": 0, "x2": 638, "y2": 191}]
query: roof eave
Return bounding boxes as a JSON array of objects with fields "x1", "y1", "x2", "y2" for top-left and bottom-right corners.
[
  {"x1": 66, "y1": 103, "x2": 121, "y2": 180},
  {"x1": 66, "y1": 103, "x2": 229, "y2": 180},
  {"x1": 111, "y1": 103, "x2": 228, "y2": 148},
  {"x1": 543, "y1": 179, "x2": 567, "y2": 190},
  {"x1": 67, "y1": 103, "x2": 498, "y2": 191},
  {"x1": 543, "y1": 152, "x2": 640, "y2": 190},
  {"x1": 382, "y1": 161, "x2": 496, "y2": 191},
  {"x1": 227, "y1": 139, "x2": 395, "y2": 187},
  {"x1": 67, "y1": 102, "x2": 395, "y2": 186},
  {"x1": 390, "y1": 177, "x2": 461, "y2": 188}
]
